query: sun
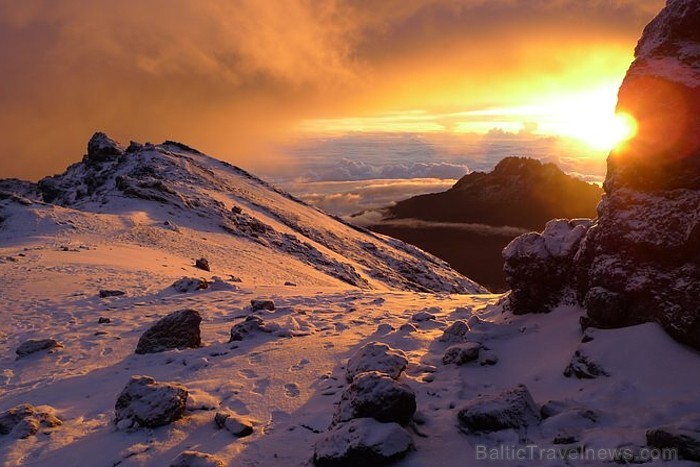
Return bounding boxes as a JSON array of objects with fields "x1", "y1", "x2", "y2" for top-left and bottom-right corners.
[{"x1": 571, "y1": 111, "x2": 638, "y2": 151}]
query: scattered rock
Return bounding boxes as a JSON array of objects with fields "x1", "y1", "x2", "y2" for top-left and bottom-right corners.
[
  {"x1": 442, "y1": 342, "x2": 481, "y2": 365},
  {"x1": 15, "y1": 338, "x2": 62, "y2": 359},
  {"x1": 346, "y1": 342, "x2": 408, "y2": 382},
  {"x1": 646, "y1": 415, "x2": 700, "y2": 462},
  {"x1": 99, "y1": 289, "x2": 125, "y2": 298},
  {"x1": 231, "y1": 205, "x2": 242, "y2": 215},
  {"x1": 333, "y1": 371, "x2": 416, "y2": 426},
  {"x1": 479, "y1": 351, "x2": 499, "y2": 366},
  {"x1": 229, "y1": 315, "x2": 274, "y2": 342},
  {"x1": 250, "y1": 299, "x2": 275, "y2": 311},
  {"x1": 313, "y1": 418, "x2": 413, "y2": 467},
  {"x1": 457, "y1": 385, "x2": 541, "y2": 433},
  {"x1": 135, "y1": 309, "x2": 202, "y2": 354},
  {"x1": 163, "y1": 220, "x2": 180, "y2": 232},
  {"x1": 115, "y1": 375, "x2": 188, "y2": 429},
  {"x1": 0, "y1": 404, "x2": 62, "y2": 439},
  {"x1": 171, "y1": 277, "x2": 209, "y2": 293},
  {"x1": 398, "y1": 323, "x2": 417, "y2": 333},
  {"x1": 195, "y1": 258, "x2": 210, "y2": 272},
  {"x1": 98, "y1": 317, "x2": 111, "y2": 324},
  {"x1": 439, "y1": 320, "x2": 470, "y2": 343},
  {"x1": 170, "y1": 450, "x2": 225, "y2": 467},
  {"x1": 284, "y1": 281, "x2": 297, "y2": 287},
  {"x1": 412, "y1": 308, "x2": 438, "y2": 322},
  {"x1": 214, "y1": 411, "x2": 254, "y2": 437},
  {"x1": 563, "y1": 350, "x2": 609, "y2": 379}
]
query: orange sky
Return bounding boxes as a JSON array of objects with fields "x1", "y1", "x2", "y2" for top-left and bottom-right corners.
[{"x1": 0, "y1": 0, "x2": 664, "y2": 180}]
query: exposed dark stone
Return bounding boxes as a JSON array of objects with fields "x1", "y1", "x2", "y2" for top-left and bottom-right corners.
[
  {"x1": 135, "y1": 309, "x2": 202, "y2": 354},
  {"x1": 195, "y1": 258, "x2": 210, "y2": 272},
  {"x1": 563, "y1": 350, "x2": 609, "y2": 379},
  {"x1": 115, "y1": 375, "x2": 188, "y2": 429},
  {"x1": 0, "y1": 404, "x2": 62, "y2": 438},
  {"x1": 442, "y1": 342, "x2": 481, "y2": 365},
  {"x1": 647, "y1": 416, "x2": 700, "y2": 462},
  {"x1": 250, "y1": 299, "x2": 275, "y2": 311},
  {"x1": 85, "y1": 132, "x2": 124, "y2": 165},
  {"x1": 98, "y1": 317, "x2": 111, "y2": 324},
  {"x1": 229, "y1": 315, "x2": 272, "y2": 342},
  {"x1": 15, "y1": 339, "x2": 62, "y2": 359},
  {"x1": 99, "y1": 289, "x2": 125, "y2": 298},
  {"x1": 332, "y1": 371, "x2": 416, "y2": 426},
  {"x1": 457, "y1": 385, "x2": 541, "y2": 434}
]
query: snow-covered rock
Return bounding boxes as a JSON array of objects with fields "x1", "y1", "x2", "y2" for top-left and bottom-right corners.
[
  {"x1": 646, "y1": 415, "x2": 700, "y2": 462},
  {"x1": 250, "y1": 299, "x2": 275, "y2": 311},
  {"x1": 345, "y1": 342, "x2": 408, "y2": 382},
  {"x1": 171, "y1": 277, "x2": 209, "y2": 293},
  {"x1": 563, "y1": 350, "x2": 609, "y2": 379},
  {"x1": 214, "y1": 411, "x2": 254, "y2": 437},
  {"x1": 442, "y1": 342, "x2": 481, "y2": 365},
  {"x1": 15, "y1": 338, "x2": 62, "y2": 359},
  {"x1": 114, "y1": 375, "x2": 188, "y2": 429},
  {"x1": 0, "y1": 404, "x2": 62, "y2": 439},
  {"x1": 457, "y1": 385, "x2": 541, "y2": 434},
  {"x1": 313, "y1": 418, "x2": 413, "y2": 467},
  {"x1": 170, "y1": 450, "x2": 225, "y2": 467},
  {"x1": 229, "y1": 315, "x2": 275, "y2": 341},
  {"x1": 332, "y1": 371, "x2": 416, "y2": 426},
  {"x1": 438, "y1": 320, "x2": 470, "y2": 343},
  {"x1": 135, "y1": 309, "x2": 202, "y2": 354}
]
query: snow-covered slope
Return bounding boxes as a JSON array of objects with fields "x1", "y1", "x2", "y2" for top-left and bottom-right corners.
[{"x1": 1, "y1": 133, "x2": 485, "y2": 294}]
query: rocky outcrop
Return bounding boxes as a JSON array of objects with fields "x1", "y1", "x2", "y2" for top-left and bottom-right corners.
[
  {"x1": 15, "y1": 338, "x2": 63, "y2": 359},
  {"x1": 646, "y1": 415, "x2": 700, "y2": 462},
  {"x1": 115, "y1": 375, "x2": 188, "y2": 429},
  {"x1": 457, "y1": 385, "x2": 541, "y2": 434},
  {"x1": 503, "y1": 1, "x2": 700, "y2": 350},
  {"x1": 135, "y1": 309, "x2": 202, "y2": 354},
  {"x1": 0, "y1": 404, "x2": 62, "y2": 439}
]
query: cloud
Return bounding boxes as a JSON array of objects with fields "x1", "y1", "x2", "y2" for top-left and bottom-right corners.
[
  {"x1": 352, "y1": 217, "x2": 530, "y2": 237},
  {"x1": 302, "y1": 159, "x2": 470, "y2": 181},
  {"x1": 0, "y1": 0, "x2": 664, "y2": 180}
]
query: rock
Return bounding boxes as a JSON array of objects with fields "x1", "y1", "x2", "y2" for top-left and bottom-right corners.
[
  {"x1": 345, "y1": 342, "x2": 408, "y2": 382},
  {"x1": 15, "y1": 338, "x2": 62, "y2": 359},
  {"x1": 457, "y1": 385, "x2": 541, "y2": 433},
  {"x1": 411, "y1": 310, "x2": 436, "y2": 322},
  {"x1": 99, "y1": 289, "x2": 125, "y2": 298},
  {"x1": 98, "y1": 317, "x2": 111, "y2": 324},
  {"x1": 284, "y1": 281, "x2": 297, "y2": 287},
  {"x1": 503, "y1": 219, "x2": 592, "y2": 314},
  {"x1": 170, "y1": 450, "x2": 225, "y2": 467},
  {"x1": 0, "y1": 404, "x2": 62, "y2": 439},
  {"x1": 171, "y1": 277, "x2": 209, "y2": 293},
  {"x1": 438, "y1": 320, "x2": 470, "y2": 343},
  {"x1": 85, "y1": 132, "x2": 124, "y2": 164},
  {"x1": 313, "y1": 418, "x2": 413, "y2": 467},
  {"x1": 479, "y1": 351, "x2": 499, "y2": 366},
  {"x1": 115, "y1": 375, "x2": 188, "y2": 429},
  {"x1": 250, "y1": 299, "x2": 275, "y2": 311},
  {"x1": 229, "y1": 315, "x2": 274, "y2": 341},
  {"x1": 563, "y1": 350, "x2": 609, "y2": 379},
  {"x1": 332, "y1": 371, "x2": 416, "y2": 426},
  {"x1": 540, "y1": 404, "x2": 597, "y2": 443},
  {"x1": 442, "y1": 342, "x2": 481, "y2": 365},
  {"x1": 214, "y1": 411, "x2": 254, "y2": 437},
  {"x1": 646, "y1": 415, "x2": 700, "y2": 462},
  {"x1": 195, "y1": 258, "x2": 210, "y2": 272},
  {"x1": 135, "y1": 309, "x2": 202, "y2": 354}
]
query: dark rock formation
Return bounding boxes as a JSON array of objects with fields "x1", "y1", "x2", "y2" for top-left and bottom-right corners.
[
  {"x1": 457, "y1": 385, "x2": 541, "y2": 434},
  {"x1": 646, "y1": 415, "x2": 700, "y2": 462},
  {"x1": 135, "y1": 309, "x2": 202, "y2": 354},
  {"x1": 229, "y1": 315, "x2": 274, "y2": 341},
  {"x1": 115, "y1": 375, "x2": 188, "y2": 429},
  {"x1": 195, "y1": 258, "x2": 210, "y2": 272},
  {"x1": 332, "y1": 371, "x2": 416, "y2": 426},
  {"x1": 345, "y1": 342, "x2": 408, "y2": 382},
  {"x1": 99, "y1": 289, "x2": 125, "y2": 298},
  {"x1": 250, "y1": 299, "x2": 275, "y2": 311},
  {"x1": 442, "y1": 342, "x2": 481, "y2": 365},
  {"x1": 313, "y1": 418, "x2": 413, "y2": 467},
  {"x1": 0, "y1": 404, "x2": 62, "y2": 439},
  {"x1": 15, "y1": 339, "x2": 62, "y2": 359},
  {"x1": 563, "y1": 350, "x2": 609, "y2": 379}
]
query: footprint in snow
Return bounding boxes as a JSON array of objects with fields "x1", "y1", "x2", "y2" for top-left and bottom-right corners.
[
  {"x1": 284, "y1": 383, "x2": 300, "y2": 398},
  {"x1": 239, "y1": 369, "x2": 258, "y2": 379},
  {"x1": 291, "y1": 359, "x2": 309, "y2": 371},
  {"x1": 253, "y1": 378, "x2": 270, "y2": 395}
]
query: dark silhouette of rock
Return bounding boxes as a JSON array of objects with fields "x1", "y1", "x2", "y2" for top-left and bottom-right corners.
[
  {"x1": 647, "y1": 415, "x2": 700, "y2": 462},
  {"x1": 250, "y1": 299, "x2": 275, "y2": 311},
  {"x1": 99, "y1": 289, "x2": 125, "y2": 298},
  {"x1": 345, "y1": 342, "x2": 408, "y2": 382},
  {"x1": 503, "y1": 219, "x2": 592, "y2": 314},
  {"x1": 171, "y1": 277, "x2": 209, "y2": 293},
  {"x1": 313, "y1": 418, "x2": 413, "y2": 467},
  {"x1": 195, "y1": 258, "x2": 210, "y2": 272},
  {"x1": 98, "y1": 317, "x2": 111, "y2": 324},
  {"x1": 457, "y1": 385, "x2": 541, "y2": 433},
  {"x1": 214, "y1": 411, "x2": 254, "y2": 437},
  {"x1": 170, "y1": 451, "x2": 225, "y2": 467},
  {"x1": 135, "y1": 309, "x2": 202, "y2": 354},
  {"x1": 442, "y1": 342, "x2": 481, "y2": 365},
  {"x1": 0, "y1": 404, "x2": 62, "y2": 439},
  {"x1": 15, "y1": 339, "x2": 62, "y2": 359},
  {"x1": 229, "y1": 315, "x2": 274, "y2": 341},
  {"x1": 115, "y1": 375, "x2": 188, "y2": 429},
  {"x1": 85, "y1": 132, "x2": 124, "y2": 165},
  {"x1": 332, "y1": 371, "x2": 416, "y2": 426}
]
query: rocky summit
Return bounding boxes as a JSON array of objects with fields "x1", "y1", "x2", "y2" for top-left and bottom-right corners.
[{"x1": 505, "y1": 0, "x2": 700, "y2": 350}]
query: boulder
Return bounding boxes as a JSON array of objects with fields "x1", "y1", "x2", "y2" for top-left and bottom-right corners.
[
  {"x1": 15, "y1": 338, "x2": 62, "y2": 359},
  {"x1": 345, "y1": 342, "x2": 408, "y2": 382},
  {"x1": 250, "y1": 299, "x2": 275, "y2": 311},
  {"x1": 229, "y1": 315, "x2": 274, "y2": 342},
  {"x1": 195, "y1": 258, "x2": 210, "y2": 272},
  {"x1": 170, "y1": 451, "x2": 225, "y2": 467},
  {"x1": 171, "y1": 277, "x2": 209, "y2": 293},
  {"x1": 442, "y1": 342, "x2": 481, "y2": 365},
  {"x1": 0, "y1": 404, "x2": 62, "y2": 439},
  {"x1": 313, "y1": 418, "x2": 413, "y2": 467},
  {"x1": 214, "y1": 411, "x2": 254, "y2": 437},
  {"x1": 646, "y1": 415, "x2": 700, "y2": 462},
  {"x1": 85, "y1": 132, "x2": 124, "y2": 165},
  {"x1": 457, "y1": 385, "x2": 541, "y2": 433},
  {"x1": 332, "y1": 371, "x2": 416, "y2": 426},
  {"x1": 135, "y1": 309, "x2": 202, "y2": 354},
  {"x1": 438, "y1": 320, "x2": 470, "y2": 343},
  {"x1": 115, "y1": 375, "x2": 188, "y2": 429},
  {"x1": 99, "y1": 289, "x2": 125, "y2": 298}
]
